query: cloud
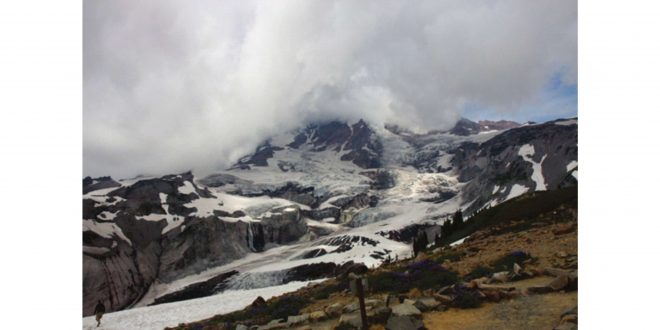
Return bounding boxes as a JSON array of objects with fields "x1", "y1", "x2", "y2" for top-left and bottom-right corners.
[{"x1": 84, "y1": 0, "x2": 576, "y2": 178}]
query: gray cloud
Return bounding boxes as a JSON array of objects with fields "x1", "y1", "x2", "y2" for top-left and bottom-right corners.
[{"x1": 84, "y1": 0, "x2": 576, "y2": 178}]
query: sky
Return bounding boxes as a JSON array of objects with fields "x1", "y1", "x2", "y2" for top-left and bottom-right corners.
[{"x1": 84, "y1": 0, "x2": 577, "y2": 179}]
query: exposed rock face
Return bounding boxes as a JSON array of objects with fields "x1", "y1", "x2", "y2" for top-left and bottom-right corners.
[
  {"x1": 478, "y1": 120, "x2": 521, "y2": 131},
  {"x1": 449, "y1": 118, "x2": 483, "y2": 136},
  {"x1": 150, "y1": 270, "x2": 239, "y2": 305},
  {"x1": 258, "y1": 183, "x2": 319, "y2": 207},
  {"x1": 289, "y1": 120, "x2": 383, "y2": 168},
  {"x1": 301, "y1": 207, "x2": 340, "y2": 222},
  {"x1": 361, "y1": 170, "x2": 397, "y2": 190},
  {"x1": 447, "y1": 118, "x2": 520, "y2": 136},
  {"x1": 330, "y1": 193, "x2": 378, "y2": 210},
  {"x1": 236, "y1": 142, "x2": 284, "y2": 168},
  {"x1": 83, "y1": 238, "x2": 152, "y2": 314},
  {"x1": 83, "y1": 176, "x2": 121, "y2": 194},
  {"x1": 451, "y1": 121, "x2": 577, "y2": 213},
  {"x1": 82, "y1": 173, "x2": 310, "y2": 316}
]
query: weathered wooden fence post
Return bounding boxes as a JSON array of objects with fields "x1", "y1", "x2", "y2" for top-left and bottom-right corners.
[
  {"x1": 349, "y1": 273, "x2": 369, "y2": 330},
  {"x1": 356, "y1": 277, "x2": 368, "y2": 330}
]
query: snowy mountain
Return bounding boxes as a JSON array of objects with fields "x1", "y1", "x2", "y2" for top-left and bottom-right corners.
[{"x1": 82, "y1": 117, "x2": 577, "y2": 319}]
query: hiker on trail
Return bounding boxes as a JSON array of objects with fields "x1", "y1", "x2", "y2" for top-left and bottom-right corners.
[{"x1": 94, "y1": 300, "x2": 106, "y2": 327}]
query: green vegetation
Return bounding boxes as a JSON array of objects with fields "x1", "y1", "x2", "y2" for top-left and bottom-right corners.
[
  {"x1": 368, "y1": 259, "x2": 459, "y2": 294},
  {"x1": 433, "y1": 250, "x2": 466, "y2": 264},
  {"x1": 464, "y1": 251, "x2": 533, "y2": 280},
  {"x1": 452, "y1": 289, "x2": 483, "y2": 309},
  {"x1": 491, "y1": 251, "x2": 532, "y2": 272},
  {"x1": 311, "y1": 282, "x2": 344, "y2": 300},
  {"x1": 438, "y1": 186, "x2": 577, "y2": 246},
  {"x1": 464, "y1": 266, "x2": 494, "y2": 281}
]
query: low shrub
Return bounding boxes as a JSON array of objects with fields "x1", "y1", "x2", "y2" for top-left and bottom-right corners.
[
  {"x1": 434, "y1": 250, "x2": 466, "y2": 264},
  {"x1": 452, "y1": 286, "x2": 483, "y2": 309},
  {"x1": 268, "y1": 296, "x2": 310, "y2": 320},
  {"x1": 491, "y1": 251, "x2": 531, "y2": 272},
  {"x1": 312, "y1": 282, "x2": 344, "y2": 300},
  {"x1": 464, "y1": 266, "x2": 493, "y2": 281},
  {"x1": 208, "y1": 295, "x2": 311, "y2": 325},
  {"x1": 369, "y1": 259, "x2": 459, "y2": 293}
]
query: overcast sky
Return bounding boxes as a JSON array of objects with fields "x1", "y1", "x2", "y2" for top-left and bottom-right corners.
[{"x1": 84, "y1": 0, "x2": 576, "y2": 179}]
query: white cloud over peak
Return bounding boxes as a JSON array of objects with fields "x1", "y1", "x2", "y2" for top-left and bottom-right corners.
[{"x1": 84, "y1": 0, "x2": 576, "y2": 178}]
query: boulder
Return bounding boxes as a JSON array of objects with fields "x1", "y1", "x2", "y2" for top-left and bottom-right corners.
[
  {"x1": 256, "y1": 319, "x2": 287, "y2": 330},
  {"x1": 338, "y1": 313, "x2": 363, "y2": 329},
  {"x1": 343, "y1": 301, "x2": 360, "y2": 313},
  {"x1": 309, "y1": 310, "x2": 327, "y2": 322},
  {"x1": 543, "y1": 269, "x2": 577, "y2": 290},
  {"x1": 413, "y1": 297, "x2": 440, "y2": 312},
  {"x1": 391, "y1": 303, "x2": 422, "y2": 317},
  {"x1": 367, "y1": 306, "x2": 392, "y2": 324},
  {"x1": 252, "y1": 296, "x2": 267, "y2": 309},
  {"x1": 287, "y1": 313, "x2": 309, "y2": 325},
  {"x1": 434, "y1": 294, "x2": 453, "y2": 304},
  {"x1": 386, "y1": 315, "x2": 424, "y2": 330},
  {"x1": 490, "y1": 271, "x2": 509, "y2": 283},
  {"x1": 548, "y1": 275, "x2": 570, "y2": 291},
  {"x1": 513, "y1": 262, "x2": 522, "y2": 275},
  {"x1": 365, "y1": 298, "x2": 383, "y2": 308},
  {"x1": 235, "y1": 325, "x2": 248, "y2": 330},
  {"x1": 325, "y1": 303, "x2": 343, "y2": 317}
]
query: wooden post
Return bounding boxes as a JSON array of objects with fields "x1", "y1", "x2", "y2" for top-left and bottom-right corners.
[{"x1": 356, "y1": 277, "x2": 368, "y2": 330}]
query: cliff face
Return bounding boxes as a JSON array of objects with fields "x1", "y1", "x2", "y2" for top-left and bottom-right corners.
[
  {"x1": 82, "y1": 174, "x2": 310, "y2": 316},
  {"x1": 452, "y1": 120, "x2": 577, "y2": 213}
]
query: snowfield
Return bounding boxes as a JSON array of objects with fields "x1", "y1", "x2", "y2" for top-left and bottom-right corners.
[
  {"x1": 518, "y1": 144, "x2": 547, "y2": 191},
  {"x1": 82, "y1": 280, "x2": 322, "y2": 330}
]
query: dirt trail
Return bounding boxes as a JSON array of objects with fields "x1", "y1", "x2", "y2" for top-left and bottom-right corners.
[{"x1": 424, "y1": 291, "x2": 577, "y2": 330}]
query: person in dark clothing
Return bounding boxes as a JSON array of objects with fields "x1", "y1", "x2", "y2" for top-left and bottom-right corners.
[{"x1": 94, "y1": 300, "x2": 106, "y2": 327}]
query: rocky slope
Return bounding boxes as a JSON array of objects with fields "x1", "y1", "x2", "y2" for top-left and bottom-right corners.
[
  {"x1": 82, "y1": 117, "x2": 577, "y2": 317},
  {"x1": 168, "y1": 186, "x2": 578, "y2": 330}
]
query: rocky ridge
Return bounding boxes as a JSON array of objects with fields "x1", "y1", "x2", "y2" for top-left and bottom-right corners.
[{"x1": 82, "y1": 117, "x2": 577, "y2": 318}]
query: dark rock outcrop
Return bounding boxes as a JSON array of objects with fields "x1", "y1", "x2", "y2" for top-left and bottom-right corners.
[
  {"x1": 150, "y1": 270, "x2": 239, "y2": 306},
  {"x1": 286, "y1": 120, "x2": 383, "y2": 168},
  {"x1": 451, "y1": 121, "x2": 577, "y2": 214},
  {"x1": 83, "y1": 176, "x2": 121, "y2": 194},
  {"x1": 236, "y1": 142, "x2": 284, "y2": 167}
]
